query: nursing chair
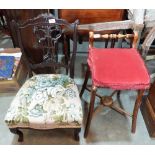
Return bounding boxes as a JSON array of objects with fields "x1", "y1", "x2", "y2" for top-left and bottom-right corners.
[
  {"x1": 4, "y1": 14, "x2": 83, "y2": 142},
  {"x1": 80, "y1": 20, "x2": 150, "y2": 138}
]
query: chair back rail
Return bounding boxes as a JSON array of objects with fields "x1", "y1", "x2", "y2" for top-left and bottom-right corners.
[
  {"x1": 78, "y1": 20, "x2": 134, "y2": 31},
  {"x1": 89, "y1": 31, "x2": 138, "y2": 49}
]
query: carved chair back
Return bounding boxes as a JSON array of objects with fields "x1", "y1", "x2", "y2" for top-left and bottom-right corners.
[{"x1": 12, "y1": 13, "x2": 79, "y2": 78}]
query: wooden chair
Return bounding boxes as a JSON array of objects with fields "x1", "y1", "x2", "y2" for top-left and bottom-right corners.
[
  {"x1": 141, "y1": 25, "x2": 155, "y2": 80},
  {"x1": 1, "y1": 9, "x2": 49, "y2": 47},
  {"x1": 140, "y1": 26, "x2": 155, "y2": 137},
  {"x1": 4, "y1": 13, "x2": 83, "y2": 142},
  {"x1": 80, "y1": 20, "x2": 150, "y2": 138}
]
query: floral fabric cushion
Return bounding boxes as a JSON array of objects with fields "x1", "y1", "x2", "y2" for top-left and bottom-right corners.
[{"x1": 5, "y1": 74, "x2": 83, "y2": 129}]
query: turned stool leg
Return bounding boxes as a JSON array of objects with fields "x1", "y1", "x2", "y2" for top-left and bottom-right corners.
[
  {"x1": 132, "y1": 90, "x2": 145, "y2": 133},
  {"x1": 84, "y1": 86, "x2": 97, "y2": 138}
]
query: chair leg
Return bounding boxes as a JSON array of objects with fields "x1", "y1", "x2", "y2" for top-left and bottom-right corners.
[
  {"x1": 84, "y1": 86, "x2": 97, "y2": 138},
  {"x1": 10, "y1": 128, "x2": 23, "y2": 142},
  {"x1": 117, "y1": 90, "x2": 121, "y2": 100},
  {"x1": 80, "y1": 67, "x2": 90, "y2": 98},
  {"x1": 74, "y1": 128, "x2": 81, "y2": 141},
  {"x1": 132, "y1": 90, "x2": 145, "y2": 133}
]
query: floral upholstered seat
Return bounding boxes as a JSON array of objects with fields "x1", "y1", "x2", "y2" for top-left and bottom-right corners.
[{"x1": 5, "y1": 74, "x2": 83, "y2": 129}]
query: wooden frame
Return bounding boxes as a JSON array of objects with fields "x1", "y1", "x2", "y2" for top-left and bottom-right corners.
[
  {"x1": 89, "y1": 31, "x2": 138, "y2": 49},
  {"x1": 141, "y1": 25, "x2": 155, "y2": 79},
  {"x1": 12, "y1": 13, "x2": 79, "y2": 79},
  {"x1": 58, "y1": 9, "x2": 125, "y2": 24},
  {"x1": 9, "y1": 127, "x2": 81, "y2": 142},
  {"x1": 8, "y1": 13, "x2": 81, "y2": 142},
  {"x1": 80, "y1": 20, "x2": 146, "y2": 138},
  {"x1": 140, "y1": 23, "x2": 155, "y2": 138}
]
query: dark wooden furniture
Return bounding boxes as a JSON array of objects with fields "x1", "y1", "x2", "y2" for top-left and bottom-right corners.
[
  {"x1": 2, "y1": 9, "x2": 50, "y2": 47},
  {"x1": 140, "y1": 25, "x2": 155, "y2": 137},
  {"x1": 0, "y1": 10, "x2": 6, "y2": 28},
  {"x1": 13, "y1": 13, "x2": 79, "y2": 78},
  {"x1": 59, "y1": 9, "x2": 126, "y2": 42},
  {"x1": 79, "y1": 20, "x2": 150, "y2": 138},
  {"x1": 6, "y1": 14, "x2": 81, "y2": 142},
  {"x1": 142, "y1": 22, "x2": 155, "y2": 79},
  {"x1": 0, "y1": 10, "x2": 52, "y2": 74},
  {"x1": 58, "y1": 9, "x2": 125, "y2": 24},
  {"x1": 1, "y1": 9, "x2": 50, "y2": 69},
  {"x1": 141, "y1": 81, "x2": 155, "y2": 137}
]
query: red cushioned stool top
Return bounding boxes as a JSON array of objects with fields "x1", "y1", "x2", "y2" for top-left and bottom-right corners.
[{"x1": 88, "y1": 47, "x2": 150, "y2": 90}]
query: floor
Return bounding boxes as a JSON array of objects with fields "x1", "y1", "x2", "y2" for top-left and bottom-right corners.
[{"x1": 0, "y1": 30, "x2": 155, "y2": 145}]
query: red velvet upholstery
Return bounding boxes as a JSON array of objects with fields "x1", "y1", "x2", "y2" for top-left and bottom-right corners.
[{"x1": 88, "y1": 47, "x2": 150, "y2": 90}]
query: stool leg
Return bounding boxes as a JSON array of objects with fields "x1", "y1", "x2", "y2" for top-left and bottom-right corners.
[
  {"x1": 80, "y1": 67, "x2": 90, "y2": 98},
  {"x1": 10, "y1": 128, "x2": 23, "y2": 142},
  {"x1": 132, "y1": 90, "x2": 145, "y2": 133},
  {"x1": 84, "y1": 86, "x2": 97, "y2": 138},
  {"x1": 74, "y1": 128, "x2": 81, "y2": 141},
  {"x1": 117, "y1": 90, "x2": 121, "y2": 101}
]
